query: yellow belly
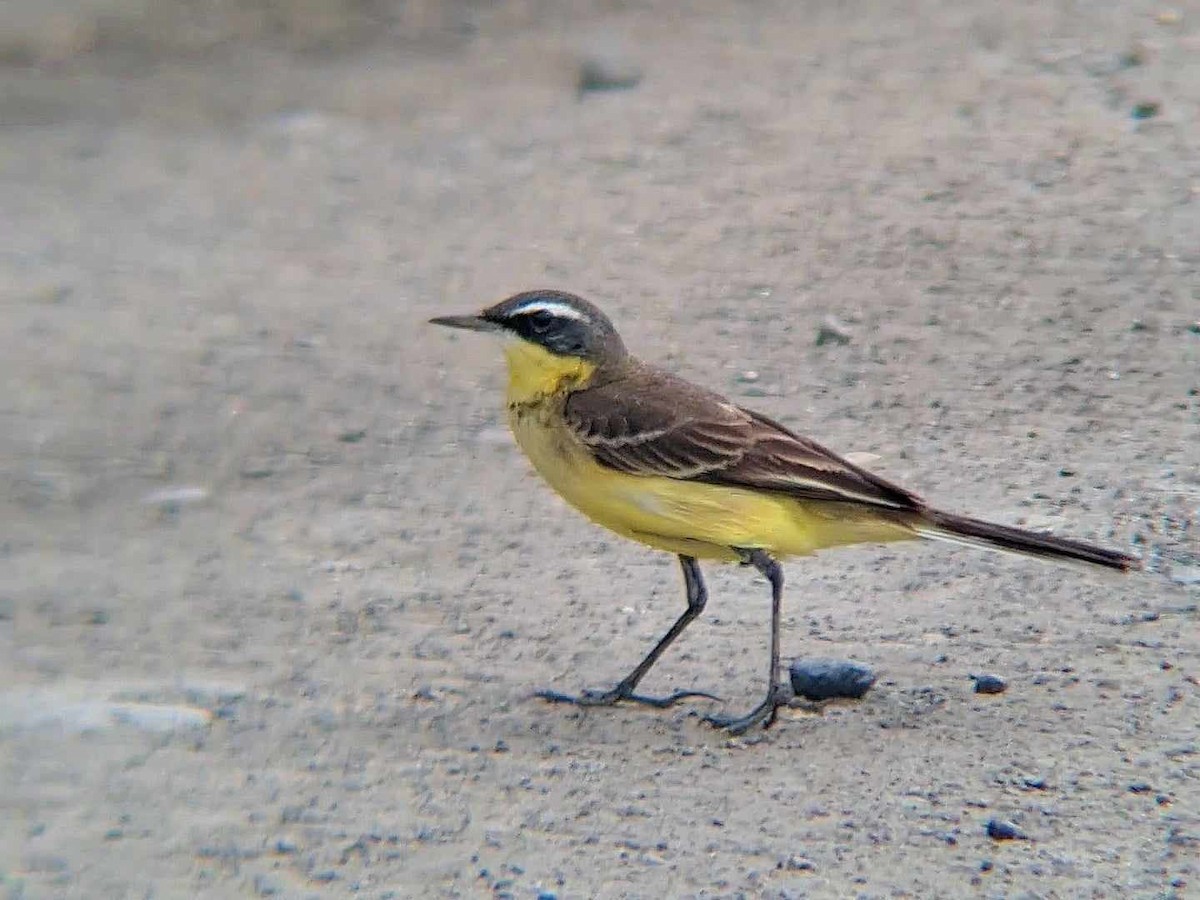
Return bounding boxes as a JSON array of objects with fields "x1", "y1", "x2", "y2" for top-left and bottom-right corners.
[{"x1": 509, "y1": 407, "x2": 916, "y2": 561}]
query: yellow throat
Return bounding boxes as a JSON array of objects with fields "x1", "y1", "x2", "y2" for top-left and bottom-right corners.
[{"x1": 502, "y1": 338, "x2": 597, "y2": 406}]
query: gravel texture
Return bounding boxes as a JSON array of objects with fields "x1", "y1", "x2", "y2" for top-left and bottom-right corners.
[{"x1": 2, "y1": 1, "x2": 1198, "y2": 897}]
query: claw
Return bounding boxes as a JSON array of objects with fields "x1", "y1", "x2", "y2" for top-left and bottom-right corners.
[{"x1": 702, "y1": 684, "x2": 788, "y2": 734}]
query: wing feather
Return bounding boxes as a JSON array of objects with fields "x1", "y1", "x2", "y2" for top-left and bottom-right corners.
[{"x1": 564, "y1": 365, "x2": 922, "y2": 511}]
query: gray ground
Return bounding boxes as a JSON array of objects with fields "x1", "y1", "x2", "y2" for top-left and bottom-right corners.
[{"x1": 2, "y1": 1, "x2": 1198, "y2": 897}]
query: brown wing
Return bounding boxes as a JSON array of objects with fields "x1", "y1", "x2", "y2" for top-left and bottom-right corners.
[{"x1": 564, "y1": 364, "x2": 923, "y2": 511}]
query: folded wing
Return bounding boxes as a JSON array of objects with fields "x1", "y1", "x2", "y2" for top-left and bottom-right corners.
[{"x1": 565, "y1": 366, "x2": 923, "y2": 511}]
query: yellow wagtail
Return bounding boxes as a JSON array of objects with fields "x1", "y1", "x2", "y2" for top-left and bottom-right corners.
[{"x1": 431, "y1": 290, "x2": 1139, "y2": 734}]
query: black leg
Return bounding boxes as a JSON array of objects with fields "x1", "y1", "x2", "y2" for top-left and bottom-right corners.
[
  {"x1": 537, "y1": 555, "x2": 722, "y2": 710},
  {"x1": 704, "y1": 549, "x2": 787, "y2": 735}
]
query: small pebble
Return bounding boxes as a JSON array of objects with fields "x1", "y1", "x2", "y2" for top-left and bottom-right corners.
[
  {"x1": 780, "y1": 855, "x2": 815, "y2": 871},
  {"x1": 985, "y1": 819, "x2": 1026, "y2": 841},
  {"x1": 843, "y1": 451, "x2": 882, "y2": 467},
  {"x1": 971, "y1": 674, "x2": 1007, "y2": 695},
  {"x1": 789, "y1": 659, "x2": 876, "y2": 701},
  {"x1": 1168, "y1": 564, "x2": 1200, "y2": 586},
  {"x1": 577, "y1": 49, "x2": 643, "y2": 94},
  {"x1": 815, "y1": 316, "x2": 853, "y2": 346}
]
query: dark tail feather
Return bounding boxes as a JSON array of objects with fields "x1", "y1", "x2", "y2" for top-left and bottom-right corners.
[{"x1": 914, "y1": 510, "x2": 1140, "y2": 573}]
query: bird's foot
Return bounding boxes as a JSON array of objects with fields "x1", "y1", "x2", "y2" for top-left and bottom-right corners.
[
  {"x1": 536, "y1": 683, "x2": 722, "y2": 710},
  {"x1": 703, "y1": 683, "x2": 790, "y2": 735}
]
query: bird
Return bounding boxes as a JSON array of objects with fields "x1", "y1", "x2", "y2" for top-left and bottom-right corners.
[{"x1": 430, "y1": 289, "x2": 1139, "y2": 734}]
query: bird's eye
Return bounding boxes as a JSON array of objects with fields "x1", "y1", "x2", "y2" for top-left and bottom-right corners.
[{"x1": 527, "y1": 310, "x2": 554, "y2": 333}]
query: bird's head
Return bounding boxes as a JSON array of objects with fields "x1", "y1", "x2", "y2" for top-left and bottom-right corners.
[{"x1": 431, "y1": 290, "x2": 627, "y2": 401}]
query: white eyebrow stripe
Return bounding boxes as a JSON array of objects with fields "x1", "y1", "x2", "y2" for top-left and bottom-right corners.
[{"x1": 509, "y1": 300, "x2": 589, "y2": 322}]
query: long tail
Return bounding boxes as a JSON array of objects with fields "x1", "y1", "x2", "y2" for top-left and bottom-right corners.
[{"x1": 913, "y1": 509, "x2": 1140, "y2": 572}]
